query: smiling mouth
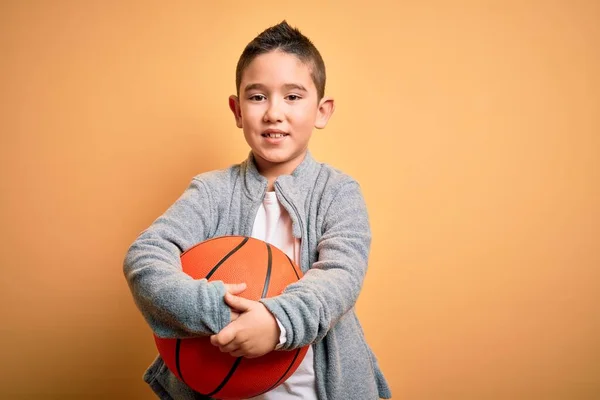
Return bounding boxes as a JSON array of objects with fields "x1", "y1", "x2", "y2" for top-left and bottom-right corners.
[{"x1": 262, "y1": 132, "x2": 289, "y2": 138}]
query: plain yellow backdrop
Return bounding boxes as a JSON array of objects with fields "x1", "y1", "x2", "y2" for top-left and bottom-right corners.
[{"x1": 1, "y1": 1, "x2": 598, "y2": 399}]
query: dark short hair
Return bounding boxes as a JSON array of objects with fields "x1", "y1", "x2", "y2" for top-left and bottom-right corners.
[{"x1": 235, "y1": 21, "x2": 326, "y2": 100}]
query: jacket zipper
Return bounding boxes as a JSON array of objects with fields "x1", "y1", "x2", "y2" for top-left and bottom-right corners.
[
  {"x1": 246, "y1": 183, "x2": 267, "y2": 236},
  {"x1": 274, "y1": 181, "x2": 305, "y2": 271}
]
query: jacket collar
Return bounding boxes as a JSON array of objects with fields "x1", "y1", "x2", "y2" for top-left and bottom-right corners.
[{"x1": 241, "y1": 150, "x2": 320, "y2": 201}]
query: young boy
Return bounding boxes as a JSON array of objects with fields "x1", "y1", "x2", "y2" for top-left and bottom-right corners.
[{"x1": 124, "y1": 21, "x2": 391, "y2": 400}]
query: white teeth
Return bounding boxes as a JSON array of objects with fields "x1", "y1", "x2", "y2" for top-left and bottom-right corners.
[{"x1": 266, "y1": 133, "x2": 285, "y2": 138}]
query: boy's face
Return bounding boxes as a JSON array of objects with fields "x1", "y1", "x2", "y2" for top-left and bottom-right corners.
[{"x1": 229, "y1": 51, "x2": 334, "y2": 177}]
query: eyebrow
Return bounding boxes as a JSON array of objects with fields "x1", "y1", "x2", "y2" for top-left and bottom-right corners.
[{"x1": 243, "y1": 83, "x2": 308, "y2": 93}]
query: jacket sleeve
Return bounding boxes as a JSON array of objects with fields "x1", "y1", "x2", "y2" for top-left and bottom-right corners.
[
  {"x1": 123, "y1": 178, "x2": 230, "y2": 339},
  {"x1": 260, "y1": 181, "x2": 371, "y2": 349}
]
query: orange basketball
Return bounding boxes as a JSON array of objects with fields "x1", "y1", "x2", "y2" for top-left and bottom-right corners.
[{"x1": 154, "y1": 236, "x2": 308, "y2": 399}]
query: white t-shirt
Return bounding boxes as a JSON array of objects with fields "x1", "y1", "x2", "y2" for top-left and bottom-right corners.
[{"x1": 247, "y1": 191, "x2": 317, "y2": 400}]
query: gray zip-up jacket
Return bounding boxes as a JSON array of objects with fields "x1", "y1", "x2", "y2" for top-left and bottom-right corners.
[{"x1": 123, "y1": 152, "x2": 392, "y2": 400}]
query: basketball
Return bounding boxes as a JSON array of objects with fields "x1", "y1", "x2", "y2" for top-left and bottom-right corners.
[{"x1": 154, "y1": 235, "x2": 308, "y2": 399}]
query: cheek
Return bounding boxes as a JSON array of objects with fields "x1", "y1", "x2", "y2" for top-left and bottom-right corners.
[
  {"x1": 241, "y1": 107, "x2": 265, "y2": 126},
  {"x1": 292, "y1": 107, "x2": 317, "y2": 128}
]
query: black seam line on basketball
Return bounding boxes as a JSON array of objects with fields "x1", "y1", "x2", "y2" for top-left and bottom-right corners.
[
  {"x1": 205, "y1": 236, "x2": 249, "y2": 280},
  {"x1": 175, "y1": 339, "x2": 186, "y2": 386},
  {"x1": 261, "y1": 243, "x2": 272, "y2": 298},
  {"x1": 206, "y1": 357, "x2": 243, "y2": 397},
  {"x1": 256, "y1": 348, "x2": 303, "y2": 396},
  {"x1": 284, "y1": 254, "x2": 300, "y2": 280}
]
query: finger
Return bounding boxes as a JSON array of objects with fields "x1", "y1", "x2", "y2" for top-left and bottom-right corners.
[
  {"x1": 219, "y1": 340, "x2": 243, "y2": 354},
  {"x1": 224, "y1": 292, "x2": 253, "y2": 312},
  {"x1": 211, "y1": 332, "x2": 233, "y2": 347},
  {"x1": 210, "y1": 324, "x2": 237, "y2": 347},
  {"x1": 230, "y1": 348, "x2": 249, "y2": 358},
  {"x1": 230, "y1": 310, "x2": 240, "y2": 322},
  {"x1": 223, "y1": 282, "x2": 247, "y2": 295}
]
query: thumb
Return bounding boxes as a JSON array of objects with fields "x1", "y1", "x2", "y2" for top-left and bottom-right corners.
[
  {"x1": 224, "y1": 292, "x2": 253, "y2": 312},
  {"x1": 224, "y1": 282, "x2": 247, "y2": 295}
]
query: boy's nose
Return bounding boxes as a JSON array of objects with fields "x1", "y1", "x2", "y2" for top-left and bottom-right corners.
[{"x1": 263, "y1": 101, "x2": 284, "y2": 123}]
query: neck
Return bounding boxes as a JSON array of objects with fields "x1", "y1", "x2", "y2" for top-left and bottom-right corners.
[
  {"x1": 266, "y1": 179, "x2": 275, "y2": 192},
  {"x1": 253, "y1": 151, "x2": 307, "y2": 191}
]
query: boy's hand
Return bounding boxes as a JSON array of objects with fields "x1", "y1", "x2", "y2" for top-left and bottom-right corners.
[
  {"x1": 223, "y1": 283, "x2": 246, "y2": 322},
  {"x1": 210, "y1": 293, "x2": 279, "y2": 358}
]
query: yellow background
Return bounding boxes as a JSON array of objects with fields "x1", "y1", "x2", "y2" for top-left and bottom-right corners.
[{"x1": 1, "y1": 1, "x2": 598, "y2": 399}]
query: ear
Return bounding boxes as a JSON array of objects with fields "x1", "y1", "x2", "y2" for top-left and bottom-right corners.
[
  {"x1": 229, "y1": 95, "x2": 243, "y2": 128},
  {"x1": 314, "y1": 96, "x2": 335, "y2": 129}
]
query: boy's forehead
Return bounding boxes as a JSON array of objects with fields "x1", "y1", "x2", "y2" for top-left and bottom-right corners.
[{"x1": 240, "y1": 51, "x2": 316, "y2": 92}]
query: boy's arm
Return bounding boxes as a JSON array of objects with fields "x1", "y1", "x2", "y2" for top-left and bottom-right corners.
[
  {"x1": 260, "y1": 181, "x2": 372, "y2": 349},
  {"x1": 123, "y1": 178, "x2": 230, "y2": 338}
]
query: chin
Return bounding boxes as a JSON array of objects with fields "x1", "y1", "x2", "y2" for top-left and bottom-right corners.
[
  {"x1": 256, "y1": 150, "x2": 291, "y2": 162},
  {"x1": 261, "y1": 155, "x2": 293, "y2": 165},
  {"x1": 255, "y1": 150, "x2": 304, "y2": 168}
]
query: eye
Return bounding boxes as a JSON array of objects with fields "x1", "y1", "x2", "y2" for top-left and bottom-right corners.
[
  {"x1": 248, "y1": 94, "x2": 266, "y2": 101},
  {"x1": 286, "y1": 94, "x2": 301, "y2": 101}
]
